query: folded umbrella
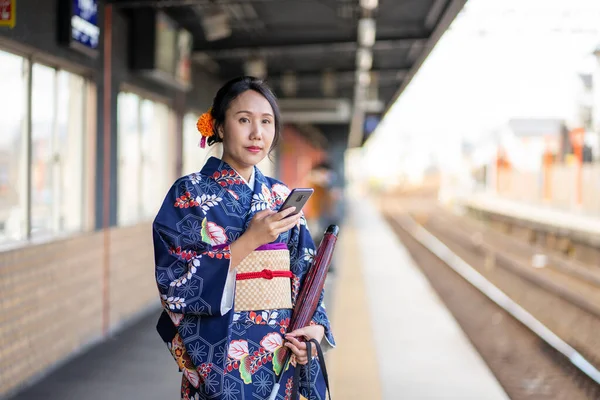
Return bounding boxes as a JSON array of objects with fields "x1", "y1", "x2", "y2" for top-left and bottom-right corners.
[{"x1": 268, "y1": 224, "x2": 340, "y2": 400}]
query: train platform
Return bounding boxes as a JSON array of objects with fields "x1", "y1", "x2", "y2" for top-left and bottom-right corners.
[
  {"x1": 463, "y1": 194, "x2": 600, "y2": 239},
  {"x1": 329, "y1": 195, "x2": 508, "y2": 400},
  {"x1": 8, "y1": 197, "x2": 509, "y2": 400},
  {"x1": 460, "y1": 193, "x2": 600, "y2": 269}
]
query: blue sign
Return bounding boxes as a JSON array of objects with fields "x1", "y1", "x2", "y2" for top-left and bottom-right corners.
[
  {"x1": 71, "y1": 0, "x2": 99, "y2": 50},
  {"x1": 364, "y1": 114, "x2": 380, "y2": 136}
]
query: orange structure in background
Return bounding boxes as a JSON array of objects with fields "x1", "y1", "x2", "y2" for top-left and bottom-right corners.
[
  {"x1": 277, "y1": 125, "x2": 326, "y2": 220},
  {"x1": 542, "y1": 148, "x2": 554, "y2": 202},
  {"x1": 495, "y1": 147, "x2": 512, "y2": 194},
  {"x1": 569, "y1": 127, "x2": 585, "y2": 206}
]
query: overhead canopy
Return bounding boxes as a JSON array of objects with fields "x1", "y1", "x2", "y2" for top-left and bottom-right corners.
[{"x1": 110, "y1": 0, "x2": 467, "y2": 146}]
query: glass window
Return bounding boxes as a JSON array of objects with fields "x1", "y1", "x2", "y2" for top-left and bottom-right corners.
[
  {"x1": 0, "y1": 51, "x2": 28, "y2": 243},
  {"x1": 141, "y1": 99, "x2": 174, "y2": 218},
  {"x1": 0, "y1": 50, "x2": 90, "y2": 246},
  {"x1": 30, "y1": 64, "x2": 56, "y2": 237},
  {"x1": 56, "y1": 70, "x2": 86, "y2": 233},
  {"x1": 117, "y1": 92, "x2": 142, "y2": 226},
  {"x1": 30, "y1": 65, "x2": 88, "y2": 239},
  {"x1": 117, "y1": 92, "x2": 176, "y2": 225}
]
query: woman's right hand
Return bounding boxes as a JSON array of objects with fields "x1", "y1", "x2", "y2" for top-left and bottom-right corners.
[
  {"x1": 229, "y1": 207, "x2": 302, "y2": 270},
  {"x1": 245, "y1": 207, "x2": 302, "y2": 248}
]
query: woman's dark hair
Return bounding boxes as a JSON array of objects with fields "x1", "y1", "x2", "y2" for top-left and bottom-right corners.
[{"x1": 207, "y1": 76, "x2": 282, "y2": 154}]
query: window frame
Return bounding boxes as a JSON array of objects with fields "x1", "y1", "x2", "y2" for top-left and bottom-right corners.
[{"x1": 0, "y1": 46, "x2": 95, "y2": 251}]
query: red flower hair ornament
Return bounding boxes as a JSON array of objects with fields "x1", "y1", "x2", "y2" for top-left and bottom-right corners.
[{"x1": 196, "y1": 108, "x2": 215, "y2": 149}]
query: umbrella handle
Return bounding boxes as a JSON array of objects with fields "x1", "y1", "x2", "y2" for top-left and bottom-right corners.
[
  {"x1": 267, "y1": 384, "x2": 280, "y2": 400},
  {"x1": 269, "y1": 351, "x2": 292, "y2": 399},
  {"x1": 326, "y1": 224, "x2": 339, "y2": 236}
]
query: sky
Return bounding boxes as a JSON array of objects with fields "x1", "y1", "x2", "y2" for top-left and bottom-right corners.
[{"x1": 362, "y1": 0, "x2": 600, "y2": 180}]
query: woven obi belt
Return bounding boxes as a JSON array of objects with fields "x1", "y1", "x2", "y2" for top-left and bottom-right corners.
[{"x1": 234, "y1": 242, "x2": 293, "y2": 312}]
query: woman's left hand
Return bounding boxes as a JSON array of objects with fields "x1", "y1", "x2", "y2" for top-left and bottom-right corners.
[{"x1": 284, "y1": 325, "x2": 325, "y2": 365}]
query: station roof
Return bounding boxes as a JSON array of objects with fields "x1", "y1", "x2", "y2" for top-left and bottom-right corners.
[
  {"x1": 111, "y1": 0, "x2": 466, "y2": 107},
  {"x1": 110, "y1": 0, "x2": 467, "y2": 134}
]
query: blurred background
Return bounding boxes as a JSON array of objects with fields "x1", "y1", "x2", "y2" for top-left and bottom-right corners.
[{"x1": 1, "y1": 0, "x2": 600, "y2": 399}]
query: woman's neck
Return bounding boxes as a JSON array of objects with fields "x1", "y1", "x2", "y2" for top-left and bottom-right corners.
[{"x1": 221, "y1": 155, "x2": 253, "y2": 183}]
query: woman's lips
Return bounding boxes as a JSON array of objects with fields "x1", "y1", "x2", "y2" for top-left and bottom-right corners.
[{"x1": 246, "y1": 146, "x2": 262, "y2": 153}]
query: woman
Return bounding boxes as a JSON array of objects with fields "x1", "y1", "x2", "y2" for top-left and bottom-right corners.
[{"x1": 153, "y1": 76, "x2": 335, "y2": 400}]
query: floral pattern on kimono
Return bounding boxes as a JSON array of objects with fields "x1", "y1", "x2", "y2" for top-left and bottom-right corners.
[{"x1": 153, "y1": 157, "x2": 335, "y2": 400}]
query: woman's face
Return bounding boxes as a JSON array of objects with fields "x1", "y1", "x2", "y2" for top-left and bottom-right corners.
[{"x1": 219, "y1": 90, "x2": 276, "y2": 171}]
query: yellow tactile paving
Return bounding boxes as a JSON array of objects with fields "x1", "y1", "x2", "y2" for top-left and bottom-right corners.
[{"x1": 328, "y1": 220, "x2": 383, "y2": 400}]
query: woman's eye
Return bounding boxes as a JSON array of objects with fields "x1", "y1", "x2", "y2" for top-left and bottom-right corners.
[
  {"x1": 239, "y1": 117, "x2": 250, "y2": 123},
  {"x1": 262, "y1": 119, "x2": 271, "y2": 124}
]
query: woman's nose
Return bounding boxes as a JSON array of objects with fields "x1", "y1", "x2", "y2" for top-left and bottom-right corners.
[{"x1": 250, "y1": 120, "x2": 262, "y2": 140}]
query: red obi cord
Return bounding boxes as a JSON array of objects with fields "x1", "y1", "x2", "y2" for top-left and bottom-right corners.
[{"x1": 236, "y1": 269, "x2": 293, "y2": 281}]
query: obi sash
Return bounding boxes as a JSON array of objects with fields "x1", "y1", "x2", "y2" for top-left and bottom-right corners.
[{"x1": 234, "y1": 243, "x2": 293, "y2": 312}]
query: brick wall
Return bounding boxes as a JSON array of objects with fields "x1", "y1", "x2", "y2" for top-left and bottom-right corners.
[
  {"x1": 109, "y1": 223, "x2": 158, "y2": 329},
  {"x1": 0, "y1": 224, "x2": 158, "y2": 398}
]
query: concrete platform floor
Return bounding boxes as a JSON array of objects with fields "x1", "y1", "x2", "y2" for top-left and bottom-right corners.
[{"x1": 9, "y1": 312, "x2": 180, "y2": 400}]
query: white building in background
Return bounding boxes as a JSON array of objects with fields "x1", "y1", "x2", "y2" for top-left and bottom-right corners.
[
  {"x1": 500, "y1": 118, "x2": 568, "y2": 170},
  {"x1": 574, "y1": 72, "x2": 600, "y2": 159},
  {"x1": 591, "y1": 45, "x2": 600, "y2": 157},
  {"x1": 593, "y1": 46, "x2": 600, "y2": 131},
  {"x1": 575, "y1": 73, "x2": 593, "y2": 130}
]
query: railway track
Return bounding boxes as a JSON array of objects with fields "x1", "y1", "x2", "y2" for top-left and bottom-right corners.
[
  {"x1": 430, "y1": 209, "x2": 600, "y2": 289},
  {"x1": 381, "y1": 199, "x2": 600, "y2": 400},
  {"x1": 420, "y1": 208, "x2": 600, "y2": 364},
  {"x1": 421, "y1": 211, "x2": 600, "y2": 321}
]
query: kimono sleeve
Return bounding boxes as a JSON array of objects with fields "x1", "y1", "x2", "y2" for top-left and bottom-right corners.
[
  {"x1": 153, "y1": 181, "x2": 235, "y2": 317},
  {"x1": 289, "y1": 215, "x2": 336, "y2": 350}
]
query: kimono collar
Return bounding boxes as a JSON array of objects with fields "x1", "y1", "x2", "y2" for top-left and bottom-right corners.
[
  {"x1": 201, "y1": 157, "x2": 287, "y2": 233},
  {"x1": 245, "y1": 168, "x2": 256, "y2": 190},
  {"x1": 201, "y1": 156, "x2": 262, "y2": 190}
]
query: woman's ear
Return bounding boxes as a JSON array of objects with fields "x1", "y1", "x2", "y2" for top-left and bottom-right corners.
[{"x1": 218, "y1": 125, "x2": 224, "y2": 140}]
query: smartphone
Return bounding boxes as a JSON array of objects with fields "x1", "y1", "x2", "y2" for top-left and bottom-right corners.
[{"x1": 279, "y1": 188, "x2": 314, "y2": 216}]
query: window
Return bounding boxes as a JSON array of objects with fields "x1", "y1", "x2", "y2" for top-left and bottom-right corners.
[
  {"x1": 30, "y1": 64, "x2": 56, "y2": 236},
  {"x1": 117, "y1": 92, "x2": 176, "y2": 226},
  {"x1": 56, "y1": 71, "x2": 87, "y2": 233},
  {"x1": 141, "y1": 99, "x2": 174, "y2": 218},
  {"x1": 0, "y1": 51, "x2": 28, "y2": 243},
  {"x1": 117, "y1": 92, "x2": 142, "y2": 226},
  {"x1": 0, "y1": 49, "x2": 91, "y2": 246},
  {"x1": 30, "y1": 65, "x2": 88, "y2": 239}
]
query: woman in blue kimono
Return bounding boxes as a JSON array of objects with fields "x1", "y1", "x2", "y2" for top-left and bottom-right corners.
[{"x1": 153, "y1": 76, "x2": 335, "y2": 400}]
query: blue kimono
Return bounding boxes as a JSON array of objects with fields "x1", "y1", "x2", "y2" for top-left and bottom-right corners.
[{"x1": 153, "y1": 157, "x2": 335, "y2": 400}]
